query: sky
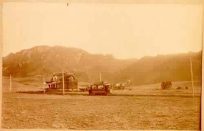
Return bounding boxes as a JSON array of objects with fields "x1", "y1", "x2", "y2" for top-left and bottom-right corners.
[{"x1": 2, "y1": 2, "x2": 203, "y2": 59}]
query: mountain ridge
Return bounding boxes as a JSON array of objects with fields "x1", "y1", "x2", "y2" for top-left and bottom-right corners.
[
  {"x1": 3, "y1": 45, "x2": 202, "y2": 85},
  {"x1": 3, "y1": 45, "x2": 136, "y2": 82}
]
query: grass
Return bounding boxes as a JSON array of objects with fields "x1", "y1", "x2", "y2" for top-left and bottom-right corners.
[{"x1": 2, "y1": 77, "x2": 201, "y2": 129}]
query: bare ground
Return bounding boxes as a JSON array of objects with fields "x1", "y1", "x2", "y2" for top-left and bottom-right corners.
[{"x1": 2, "y1": 77, "x2": 201, "y2": 130}]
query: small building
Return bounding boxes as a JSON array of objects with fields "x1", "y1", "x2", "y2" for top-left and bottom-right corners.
[{"x1": 46, "y1": 72, "x2": 78, "y2": 90}]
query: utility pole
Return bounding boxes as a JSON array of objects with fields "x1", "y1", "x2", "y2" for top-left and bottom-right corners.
[
  {"x1": 62, "y1": 71, "x2": 65, "y2": 95},
  {"x1": 42, "y1": 75, "x2": 45, "y2": 94},
  {"x1": 9, "y1": 74, "x2": 12, "y2": 92},
  {"x1": 190, "y1": 57, "x2": 194, "y2": 97},
  {"x1": 99, "y1": 72, "x2": 102, "y2": 82}
]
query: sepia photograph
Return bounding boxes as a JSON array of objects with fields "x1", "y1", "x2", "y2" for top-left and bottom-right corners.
[{"x1": 1, "y1": 0, "x2": 203, "y2": 130}]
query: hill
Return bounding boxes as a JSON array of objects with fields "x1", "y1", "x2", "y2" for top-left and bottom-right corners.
[
  {"x1": 3, "y1": 46, "x2": 135, "y2": 82},
  {"x1": 114, "y1": 52, "x2": 202, "y2": 85},
  {"x1": 3, "y1": 46, "x2": 202, "y2": 85}
]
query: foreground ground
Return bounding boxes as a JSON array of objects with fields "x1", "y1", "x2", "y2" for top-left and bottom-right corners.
[{"x1": 2, "y1": 77, "x2": 201, "y2": 130}]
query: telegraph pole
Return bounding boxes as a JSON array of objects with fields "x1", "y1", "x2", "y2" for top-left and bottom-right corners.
[
  {"x1": 9, "y1": 74, "x2": 12, "y2": 92},
  {"x1": 190, "y1": 57, "x2": 194, "y2": 97},
  {"x1": 62, "y1": 71, "x2": 65, "y2": 95},
  {"x1": 42, "y1": 75, "x2": 46, "y2": 93},
  {"x1": 99, "y1": 72, "x2": 102, "y2": 82}
]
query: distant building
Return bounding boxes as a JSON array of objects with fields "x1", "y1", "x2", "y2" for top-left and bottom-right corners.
[{"x1": 46, "y1": 72, "x2": 78, "y2": 90}]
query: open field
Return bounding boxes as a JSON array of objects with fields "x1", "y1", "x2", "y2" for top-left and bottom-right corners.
[{"x1": 2, "y1": 77, "x2": 201, "y2": 129}]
